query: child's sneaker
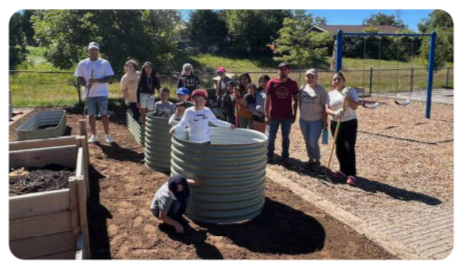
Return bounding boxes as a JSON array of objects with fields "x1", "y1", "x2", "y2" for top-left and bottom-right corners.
[
  {"x1": 346, "y1": 176, "x2": 356, "y2": 186},
  {"x1": 105, "y1": 134, "x2": 114, "y2": 144}
]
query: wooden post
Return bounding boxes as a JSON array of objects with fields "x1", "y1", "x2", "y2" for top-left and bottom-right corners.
[
  {"x1": 79, "y1": 119, "x2": 88, "y2": 137},
  {"x1": 68, "y1": 177, "x2": 80, "y2": 242},
  {"x1": 75, "y1": 177, "x2": 91, "y2": 259}
]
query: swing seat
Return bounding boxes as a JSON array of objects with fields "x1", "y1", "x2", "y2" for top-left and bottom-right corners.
[{"x1": 394, "y1": 99, "x2": 411, "y2": 106}]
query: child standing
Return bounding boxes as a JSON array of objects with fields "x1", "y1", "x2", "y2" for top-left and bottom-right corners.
[
  {"x1": 137, "y1": 62, "x2": 161, "y2": 124},
  {"x1": 176, "y1": 87, "x2": 194, "y2": 108},
  {"x1": 170, "y1": 89, "x2": 235, "y2": 144},
  {"x1": 220, "y1": 80, "x2": 236, "y2": 125},
  {"x1": 120, "y1": 59, "x2": 140, "y2": 122},
  {"x1": 169, "y1": 102, "x2": 187, "y2": 126},
  {"x1": 153, "y1": 88, "x2": 175, "y2": 118}
]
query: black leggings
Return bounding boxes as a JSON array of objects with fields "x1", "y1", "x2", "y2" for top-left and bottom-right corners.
[
  {"x1": 130, "y1": 103, "x2": 140, "y2": 122},
  {"x1": 330, "y1": 119, "x2": 358, "y2": 176}
]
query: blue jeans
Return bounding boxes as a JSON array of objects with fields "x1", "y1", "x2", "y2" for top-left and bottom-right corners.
[
  {"x1": 86, "y1": 96, "x2": 108, "y2": 116},
  {"x1": 299, "y1": 119, "x2": 323, "y2": 161},
  {"x1": 267, "y1": 118, "x2": 293, "y2": 159}
]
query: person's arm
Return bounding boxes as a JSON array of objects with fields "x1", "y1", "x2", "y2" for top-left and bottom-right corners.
[
  {"x1": 186, "y1": 175, "x2": 203, "y2": 186},
  {"x1": 265, "y1": 94, "x2": 271, "y2": 125},
  {"x1": 170, "y1": 109, "x2": 190, "y2": 134},
  {"x1": 90, "y1": 75, "x2": 113, "y2": 84},
  {"x1": 322, "y1": 91, "x2": 329, "y2": 130},
  {"x1": 208, "y1": 110, "x2": 234, "y2": 128},
  {"x1": 120, "y1": 77, "x2": 129, "y2": 99},
  {"x1": 345, "y1": 88, "x2": 359, "y2": 110},
  {"x1": 77, "y1": 76, "x2": 87, "y2": 87},
  {"x1": 292, "y1": 94, "x2": 298, "y2": 124},
  {"x1": 158, "y1": 210, "x2": 184, "y2": 234}
]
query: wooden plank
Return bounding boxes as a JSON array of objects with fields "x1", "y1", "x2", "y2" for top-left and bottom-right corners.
[
  {"x1": 10, "y1": 189, "x2": 70, "y2": 219},
  {"x1": 77, "y1": 135, "x2": 90, "y2": 167},
  {"x1": 10, "y1": 145, "x2": 78, "y2": 169},
  {"x1": 78, "y1": 119, "x2": 87, "y2": 137},
  {"x1": 10, "y1": 211, "x2": 73, "y2": 241},
  {"x1": 76, "y1": 147, "x2": 91, "y2": 198},
  {"x1": 32, "y1": 249, "x2": 75, "y2": 260},
  {"x1": 10, "y1": 231, "x2": 75, "y2": 259},
  {"x1": 9, "y1": 136, "x2": 77, "y2": 151},
  {"x1": 75, "y1": 177, "x2": 91, "y2": 259},
  {"x1": 68, "y1": 177, "x2": 79, "y2": 240}
]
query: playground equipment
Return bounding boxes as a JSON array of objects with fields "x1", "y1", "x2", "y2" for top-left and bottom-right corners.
[
  {"x1": 335, "y1": 30, "x2": 437, "y2": 118},
  {"x1": 171, "y1": 128, "x2": 267, "y2": 224},
  {"x1": 144, "y1": 115, "x2": 172, "y2": 173}
]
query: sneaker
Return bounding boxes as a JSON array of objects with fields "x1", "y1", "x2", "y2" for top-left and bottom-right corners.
[
  {"x1": 105, "y1": 134, "x2": 114, "y2": 144},
  {"x1": 88, "y1": 134, "x2": 98, "y2": 143},
  {"x1": 346, "y1": 176, "x2": 356, "y2": 186},
  {"x1": 332, "y1": 171, "x2": 346, "y2": 178},
  {"x1": 312, "y1": 161, "x2": 321, "y2": 172}
]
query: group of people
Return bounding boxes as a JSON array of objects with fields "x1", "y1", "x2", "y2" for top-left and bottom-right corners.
[{"x1": 75, "y1": 42, "x2": 360, "y2": 234}]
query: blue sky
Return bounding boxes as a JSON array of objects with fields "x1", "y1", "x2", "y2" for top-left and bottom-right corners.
[{"x1": 180, "y1": 9, "x2": 435, "y2": 32}]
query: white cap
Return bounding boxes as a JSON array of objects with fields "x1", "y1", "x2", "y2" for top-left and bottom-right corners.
[
  {"x1": 305, "y1": 68, "x2": 318, "y2": 76},
  {"x1": 88, "y1": 42, "x2": 99, "y2": 50}
]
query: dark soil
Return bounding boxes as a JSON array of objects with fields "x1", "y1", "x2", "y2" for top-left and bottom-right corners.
[
  {"x1": 57, "y1": 106, "x2": 395, "y2": 259},
  {"x1": 38, "y1": 124, "x2": 58, "y2": 129},
  {"x1": 9, "y1": 164, "x2": 74, "y2": 196}
]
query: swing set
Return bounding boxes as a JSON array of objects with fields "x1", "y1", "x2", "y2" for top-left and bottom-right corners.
[{"x1": 335, "y1": 30, "x2": 437, "y2": 118}]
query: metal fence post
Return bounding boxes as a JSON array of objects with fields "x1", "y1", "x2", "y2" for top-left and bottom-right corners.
[
  {"x1": 410, "y1": 68, "x2": 414, "y2": 92},
  {"x1": 369, "y1": 68, "x2": 373, "y2": 95}
]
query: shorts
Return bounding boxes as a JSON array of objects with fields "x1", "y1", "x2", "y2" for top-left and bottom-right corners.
[
  {"x1": 140, "y1": 93, "x2": 155, "y2": 110},
  {"x1": 253, "y1": 115, "x2": 265, "y2": 123},
  {"x1": 86, "y1": 96, "x2": 108, "y2": 116}
]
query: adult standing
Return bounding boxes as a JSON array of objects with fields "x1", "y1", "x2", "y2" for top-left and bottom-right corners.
[
  {"x1": 120, "y1": 59, "x2": 141, "y2": 122},
  {"x1": 326, "y1": 72, "x2": 359, "y2": 186},
  {"x1": 215, "y1": 66, "x2": 232, "y2": 106},
  {"x1": 265, "y1": 62, "x2": 299, "y2": 165},
  {"x1": 75, "y1": 42, "x2": 115, "y2": 143},
  {"x1": 298, "y1": 69, "x2": 328, "y2": 171},
  {"x1": 176, "y1": 63, "x2": 200, "y2": 95},
  {"x1": 137, "y1": 62, "x2": 161, "y2": 124}
]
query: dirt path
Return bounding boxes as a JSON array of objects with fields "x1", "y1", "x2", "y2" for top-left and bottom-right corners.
[{"x1": 59, "y1": 107, "x2": 394, "y2": 259}]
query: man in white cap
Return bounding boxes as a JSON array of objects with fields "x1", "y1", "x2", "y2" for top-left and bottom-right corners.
[{"x1": 74, "y1": 42, "x2": 115, "y2": 143}]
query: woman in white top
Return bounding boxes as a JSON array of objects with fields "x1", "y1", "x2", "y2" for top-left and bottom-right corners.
[
  {"x1": 326, "y1": 72, "x2": 359, "y2": 186},
  {"x1": 170, "y1": 89, "x2": 235, "y2": 144},
  {"x1": 298, "y1": 69, "x2": 328, "y2": 170}
]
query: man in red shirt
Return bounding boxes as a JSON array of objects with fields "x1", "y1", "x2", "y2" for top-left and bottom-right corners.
[{"x1": 265, "y1": 62, "x2": 299, "y2": 165}]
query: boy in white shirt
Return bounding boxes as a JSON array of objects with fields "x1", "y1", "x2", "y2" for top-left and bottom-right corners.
[{"x1": 170, "y1": 89, "x2": 235, "y2": 144}]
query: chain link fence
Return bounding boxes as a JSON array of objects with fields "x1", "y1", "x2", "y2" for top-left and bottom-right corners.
[{"x1": 9, "y1": 67, "x2": 453, "y2": 108}]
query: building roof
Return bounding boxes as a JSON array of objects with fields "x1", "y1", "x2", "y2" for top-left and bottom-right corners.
[{"x1": 310, "y1": 25, "x2": 400, "y2": 34}]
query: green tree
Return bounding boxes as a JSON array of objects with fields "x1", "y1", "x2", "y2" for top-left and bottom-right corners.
[
  {"x1": 273, "y1": 10, "x2": 332, "y2": 68},
  {"x1": 21, "y1": 10, "x2": 37, "y2": 46},
  {"x1": 32, "y1": 10, "x2": 180, "y2": 72},
  {"x1": 226, "y1": 10, "x2": 291, "y2": 52},
  {"x1": 187, "y1": 10, "x2": 227, "y2": 50},
  {"x1": 418, "y1": 10, "x2": 453, "y2": 69},
  {"x1": 9, "y1": 12, "x2": 27, "y2": 69},
  {"x1": 365, "y1": 12, "x2": 406, "y2": 29}
]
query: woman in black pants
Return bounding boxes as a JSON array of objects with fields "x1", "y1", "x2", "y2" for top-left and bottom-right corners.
[{"x1": 326, "y1": 72, "x2": 359, "y2": 185}]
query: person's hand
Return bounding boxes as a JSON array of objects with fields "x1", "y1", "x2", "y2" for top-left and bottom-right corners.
[
  {"x1": 333, "y1": 108, "x2": 344, "y2": 118},
  {"x1": 323, "y1": 123, "x2": 328, "y2": 130},
  {"x1": 169, "y1": 128, "x2": 176, "y2": 136},
  {"x1": 342, "y1": 88, "x2": 350, "y2": 98},
  {"x1": 175, "y1": 224, "x2": 185, "y2": 234},
  {"x1": 86, "y1": 83, "x2": 93, "y2": 90},
  {"x1": 193, "y1": 175, "x2": 203, "y2": 185},
  {"x1": 266, "y1": 116, "x2": 271, "y2": 125},
  {"x1": 88, "y1": 77, "x2": 97, "y2": 84}
]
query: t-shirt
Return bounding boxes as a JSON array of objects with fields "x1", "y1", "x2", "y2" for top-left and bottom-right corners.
[
  {"x1": 150, "y1": 183, "x2": 177, "y2": 215},
  {"x1": 153, "y1": 101, "x2": 175, "y2": 118},
  {"x1": 266, "y1": 77, "x2": 299, "y2": 120},
  {"x1": 120, "y1": 71, "x2": 140, "y2": 103},
  {"x1": 177, "y1": 74, "x2": 200, "y2": 94},
  {"x1": 74, "y1": 58, "x2": 115, "y2": 98},
  {"x1": 171, "y1": 107, "x2": 232, "y2": 143},
  {"x1": 217, "y1": 76, "x2": 233, "y2": 97},
  {"x1": 299, "y1": 84, "x2": 328, "y2": 121},
  {"x1": 168, "y1": 113, "x2": 183, "y2": 126},
  {"x1": 327, "y1": 87, "x2": 359, "y2": 122}
]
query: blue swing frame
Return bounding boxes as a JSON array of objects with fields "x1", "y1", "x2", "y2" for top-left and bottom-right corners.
[{"x1": 335, "y1": 30, "x2": 437, "y2": 119}]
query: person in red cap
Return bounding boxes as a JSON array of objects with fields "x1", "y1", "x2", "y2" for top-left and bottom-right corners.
[
  {"x1": 265, "y1": 62, "x2": 299, "y2": 165},
  {"x1": 216, "y1": 66, "x2": 233, "y2": 111},
  {"x1": 170, "y1": 89, "x2": 235, "y2": 143}
]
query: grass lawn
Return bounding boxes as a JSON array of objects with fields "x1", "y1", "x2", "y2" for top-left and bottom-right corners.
[{"x1": 10, "y1": 46, "x2": 453, "y2": 108}]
